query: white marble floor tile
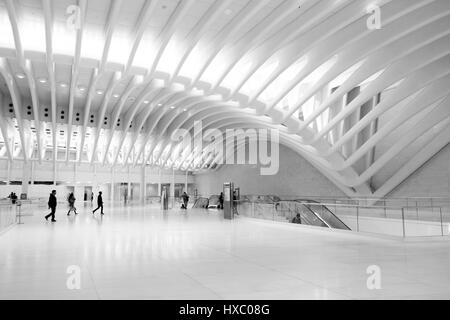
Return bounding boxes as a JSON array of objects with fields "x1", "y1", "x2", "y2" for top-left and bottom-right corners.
[{"x1": 1, "y1": 204, "x2": 450, "y2": 300}]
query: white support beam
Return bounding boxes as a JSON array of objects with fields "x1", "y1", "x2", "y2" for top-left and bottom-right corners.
[
  {"x1": 66, "y1": 0, "x2": 87, "y2": 163},
  {"x1": 0, "y1": 92, "x2": 13, "y2": 162}
]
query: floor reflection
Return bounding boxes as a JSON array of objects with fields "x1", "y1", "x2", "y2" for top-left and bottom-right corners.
[{"x1": 0, "y1": 204, "x2": 450, "y2": 300}]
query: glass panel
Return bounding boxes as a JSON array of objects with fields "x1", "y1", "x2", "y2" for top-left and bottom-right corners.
[
  {"x1": 306, "y1": 203, "x2": 350, "y2": 230},
  {"x1": 0, "y1": 202, "x2": 15, "y2": 233}
]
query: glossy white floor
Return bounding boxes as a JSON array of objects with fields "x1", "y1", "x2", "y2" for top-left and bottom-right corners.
[{"x1": 1, "y1": 203, "x2": 450, "y2": 300}]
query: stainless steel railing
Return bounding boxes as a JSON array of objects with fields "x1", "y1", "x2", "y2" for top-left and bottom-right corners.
[
  {"x1": 0, "y1": 203, "x2": 15, "y2": 234},
  {"x1": 234, "y1": 197, "x2": 450, "y2": 238}
]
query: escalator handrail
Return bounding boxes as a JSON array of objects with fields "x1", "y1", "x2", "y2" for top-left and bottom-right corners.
[
  {"x1": 296, "y1": 202, "x2": 331, "y2": 228},
  {"x1": 276, "y1": 200, "x2": 351, "y2": 230},
  {"x1": 293, "y1": 200, "x2": 351, "y2": 230}
]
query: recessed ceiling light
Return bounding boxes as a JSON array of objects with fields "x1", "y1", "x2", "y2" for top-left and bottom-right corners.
[
  {"x1": 157, "y1": 103, "x2": 163, "y2": 107},
  {"x1": 144, "y1": 100, "x2": 150, "y2": 104},
  {"x1": 38, "y1": 78, "x2": 48, "y2": 84},
  {"x1": 78, "y1": 85, "x2": 86, "y2": 92},
  {"x1": 170, "y1": 106, "x2": 175, "y2": 109},
  {"x1": 113, "y1": 94, "x2": 120, "y2": 98},
  {"x1": 59, "y1": 83, "x2": 68, "y2": 88},
  {"x1": 96, "y1": 90, "x2": 104, "y2": 95},
  {"x1": 16, "y1": 73, "x2": 26, "y2": 79},
  {"x1": 183, "y1": 109, "x2": 187, "y2": 112}
]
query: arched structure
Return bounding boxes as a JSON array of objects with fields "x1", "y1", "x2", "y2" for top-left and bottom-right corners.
[{"x1": 0, "y1": 0, "x2": 449, "y2": 199}]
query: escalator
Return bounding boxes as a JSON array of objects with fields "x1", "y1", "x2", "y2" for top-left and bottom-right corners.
[
  {"x1": 193, "y1": 197, "x2": 209, "y2": 208},
  {"x1": 235, "y1": 196, "x2": 350, "y2": 231},
  {"x1": 276, "y1": 200, "x2": 351, "y2": 231}
]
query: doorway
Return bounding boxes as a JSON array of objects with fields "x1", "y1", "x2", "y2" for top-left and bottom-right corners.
[{"x1": 84, "y1": 186, "x2": 93, "y2": 202}]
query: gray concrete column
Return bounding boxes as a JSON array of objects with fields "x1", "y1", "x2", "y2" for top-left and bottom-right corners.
[
  {"x1": 127, "y1": 166, "x2": 131, "y2": 201},
  {"x1": 140, "y1": 166, "x2": 146, "y2": 204},
  {"x1": 21, "y1": 161, "x2": 32, "y2": 196},
  {"x1": 171, "y1": 168, "x2": 175, "y2": 207},
  {"x1": 111, "y1": 167, "x2": 115, "y2": 202},
  {"x1": 53, "y1": 161, "x2": 57, "y2": 186},
  {"x1": 158, "y1": 168, "x2": 162, "y2": 196},
  {"x1": 6, "y1": 160, "x2": 10, "y2": 185}
]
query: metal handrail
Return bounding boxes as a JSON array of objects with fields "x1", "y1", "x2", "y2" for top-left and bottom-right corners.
[
  {"x1": 237, "y1": 195, "x2": 450, "y2": 201},
  {"x1": 235, "y1": 198, "x2": 450, "y2": 238},
  {"x1": 235, "y1": 198, "x2": 449, "y2": 211}
]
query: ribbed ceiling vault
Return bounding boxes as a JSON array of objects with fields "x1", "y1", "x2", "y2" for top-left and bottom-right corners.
[{"x1": 0, "y1": 0, "x2": 449, "y2": 199}]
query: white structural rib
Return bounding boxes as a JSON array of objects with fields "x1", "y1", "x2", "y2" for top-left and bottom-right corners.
[
  {"x1": 66, "y1": 0, "x2": 87, "y2": 163},
  {"x1": 148, "y1": 0, "x2": 196, "y2": 77},
  {"x1": 91, "y1": 0, "x2": 159, "y2": 163},
  {"x1": 90, "y1": 71, "x2": 121, "y2": 163},
  {"x1": 0, "y1": 0, "x2": 449, "y2": 200},
  {"x1": 78, "y1": 0, "x2": 123, "y2": 163},
  {"x1": 169, "y1": 0, "x2": 234, "y2": 83},
  {"x1": 4, "y1": 0, "x2": 36, "y2": 162},
  {"x1": 0, "y1": 59, "x2": 27, "y2": 162},
  {"x1": 0, "y1": 92, "x2": 13, "y2": 161},
  {"x1": 41, "y1": 0, "x2": 58, "y2": 166},
  {"x1": 102, "y1": 76, "x2": 144, "y2": 165}
]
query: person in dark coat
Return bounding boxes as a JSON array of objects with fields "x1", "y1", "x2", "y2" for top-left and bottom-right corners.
[
  {"x1": 181, "y1": 192, "x2": 189, "y2": 209},
  {"x1": 45, "y1": 190, "x2": 57, "y2": 222},
  {"x1": 218, "y1": 192, "x2": 224, "y2": 210},
  {"x1": 67, "y1": 192, "x2": 77, "y2": 216},
  {"x1": 292, "y1": 213, "x2": 302, "y2": 224},
  {"x1": 93, "y1": 191, "x2": 104, "y2": 215}
]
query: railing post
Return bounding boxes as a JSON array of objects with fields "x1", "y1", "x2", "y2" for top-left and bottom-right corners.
[
  {"x1": 356, "y1": 206, "x2": 359, "y2": 232},
  {"x1": 17, "y1": 202, "x2": 23, "y2": 225},
  {"x1": 334, "y1": 200, "x2": 337, "y2": 216},
  {"x1": 416, "y1": 201, "x2": 419, "y2": 221},
  {"x1": 402, "y1": 208, "x2": 406, "y2": 238},
  {"x1": 440, "y1": 207, "x2": 444, "y2": 237}
]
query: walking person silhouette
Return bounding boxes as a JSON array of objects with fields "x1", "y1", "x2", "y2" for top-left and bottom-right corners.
[
  {"x1": 67, "y1": 192, "x2": 77, "y2": 216},
  {"x1": 92, "y1": 191, "x2": 104, "y2": 215},
  {"x1": 45, "y1": 190, "x2": 57, "y2": 222}
]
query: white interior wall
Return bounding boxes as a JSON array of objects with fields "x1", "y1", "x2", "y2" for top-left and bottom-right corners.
[
  {"x1": 0, "y1": 160, "x2": 195, "y2": 201},
  {"x1": 387, "y1": 144, "x2": 450, "y2": 199},
  {"x1": 194, "y1": 145, "x2": 347, "y2": 198}
]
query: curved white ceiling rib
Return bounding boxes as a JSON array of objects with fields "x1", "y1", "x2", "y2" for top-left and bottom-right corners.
[{"x1": 0, "y1": 0, "x2": 449, "y2": 200}]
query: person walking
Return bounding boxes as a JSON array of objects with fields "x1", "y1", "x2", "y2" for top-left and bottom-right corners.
[
  {"x1": 45, "y1": 190, "x2": 57, "y2": 222},
  {"x1": 292, "y1": 213, "x2": 302, "y2": 224},
  {"x1": 181, "y1": 192, "x2": 189, "y2": 209},
  {"x1": 12, "y1": 193, "x2": 17, "y2": 204},
  {"x1": 67, "y1": 192, "x2": 77, "y2": 216},
  {"x1": 218, "y1": 192, "x2": 224, "y2": 210},
  {"x1": 93, "y1": 191, "x2": 104, "y2": 215}
]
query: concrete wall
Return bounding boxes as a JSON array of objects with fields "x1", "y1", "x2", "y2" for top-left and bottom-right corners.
[
  {"x1": 387, "y1": 144, "x2": 450, "y2": 198},
  {"x1": 195, "y1": 142, "x2": 450, "y2": 201},
  {"x1": 194, "y1": 145, "x2": 347, "y2": 198}
]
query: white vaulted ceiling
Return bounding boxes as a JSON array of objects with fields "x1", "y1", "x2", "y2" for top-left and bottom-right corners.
[{"x1": 0, "y1": 0, "x2": 449, "y2": 199}]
